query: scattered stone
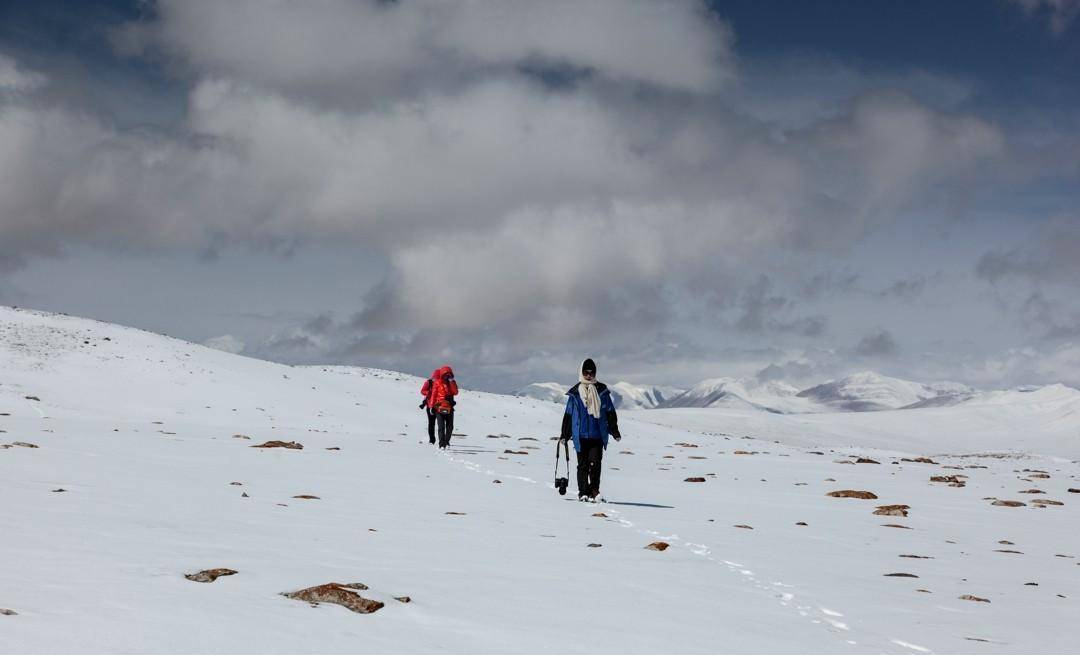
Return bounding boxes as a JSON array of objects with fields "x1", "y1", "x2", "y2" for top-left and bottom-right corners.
[
  {"x1": 688, "y1": 455, "x2": 708, "y2": 460},
  {"x1": 1, "y1": 608, "x2": 17, "y2": 616},
  {"x1": 185, "y1": 568, "x2": 238, "y2": 583},
  {"x1": 1018, "y1": 489, "x2": 1045, "y2": 494},
  {"x1": 326, "y1": 447, "x2": 341, "y2": 451},
  {"x1": 503, "y1": 450, "x2": 529, "y2": 455},
  {"x1": 999, "y1": 540, "x2": 1014, "y2": 545},
  {"x1": 684, "y1": 477, "x2": 707, "y2": 482},
  {"x1": 51, "y1": 488, "x2": 66, "y2": 493},
  {"x1": 662, "y1": 455, "x2": 675, "y2": 459},
  {"x1": 1068, "y1": 488, "x2": 1080, "y2": 493},
  {"x1": 824, "y1": 478, "x2": 836, "y2": 482},
  {"x1": 251, "y1": 440, "x2": 303, "y2": 449},
  {"x1": 899, "y1": 555, "x2": 933, "y2": 559},
  {"x1": 230, "y1": 482, "x2": 243, "y2": 486},
  {"x1": 807, "y1": 451, "x2": 825, "y2": 455},
  {"x1": 991, "y1": 500, "x2": 1026, "y2": 507},
  {"x1": 916, "y1": 589, "x2": 932, "y2": 593},
  {"x1": 292, "y1": 495, "x2": 320, "y2": 500},
  {"x1": 827, "y1": 490, "x2": 878, "y2": 499},
  {"x1": 592, "y1": 512, "x2": 608, "y2": 518},
  {"x1": 232, "y1": 434, "x2": 251, "y2": 440},
  {"x1": 959, "y1": 595, "x2": 990, "y2": 603},
  {"x1": 874, "y1": 504, "x2": 910, "y2": 517},
  {"x1": 645, "y1": 541, "x2": 670, "y2": 551},
  {"x1": 1029, "y1": 473, "x2": 1051, "y2": 479},
  {"x1": 619, "y1": 450, "x2": 634, "y2": 454},
  {"x1": 882, "y1": 524, "x2": 913, "y2": 529},
  {"x1": 734, "y1": 524, "x2": 753, "y2": 530},
  {"x1": 1030, "y1": 499, "x2": 1064, "y2": 506},
  {"x1": 445, "y1": 511, "x2": 466, "y2": 515},
  {"x1": 24, "y1": 396, "x2": 40, "y2": 401},
  {"x1": 795, "y1": 522, "x2": 808, "y2": 526},
  {"x1": 394, "y1": 596, "x2": 411, "y2": 603},
  {"x1": 12, "y1": 442, "x2": 38, "y2": 448},
  {"x1": 674, "y1": 442, "x2": 699, "y2": 448},
  {"x1": 492, "y1": 479, "x2": 502, "y2": 484},
  {"x1": 855, "y1": 457, "x2": 880, "y2": 464},
  {"x1": 885, "y1": 573, "x2": 919, "y2": 578},
  {"x1": 930, "y1": 475, "x2": 963, "y2": 484},
  {"x1": 901, "y1": 457, "x2": 937, "y2": 464},
  {"x1": 241, "y1": 492, "x2": 249, "y2": 498},
  {"x1": 733, "y1": 450, "x2": 757, "y2": 455},
  {"x1": 1025, "y1": 582, "x2": 1039, "y2": 586},
  {"x1": 587, "y1": 543, "x2": 603, "y2": 548},
  {"x1": 282, "y1": 583, "x2": 384, "y2": 614},
  {"x1": 995, "y1": 549, "x2": 1023, "y2": 554}
]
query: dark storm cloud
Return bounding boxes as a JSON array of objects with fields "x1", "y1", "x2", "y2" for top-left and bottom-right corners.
[{"x1": 854, "y1": 329, "x2": 899, "y2": 358}]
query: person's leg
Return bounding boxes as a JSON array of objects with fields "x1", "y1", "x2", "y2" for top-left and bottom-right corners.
[
  {"x1": 587, "y1": 441, "x2": 603, "y2": 497},
  {"x1": 575, "y1": 442, "x2": 589, "y2": 499},
  {"x1": 445, "y1": 411, "x2": 455, "y2": 447},
  {"x1": 437, "y1": 413, "x2": 449, "y2": 448},
  {"x1": 427, "y1": 409, "x2": 436, "y2": 444}
]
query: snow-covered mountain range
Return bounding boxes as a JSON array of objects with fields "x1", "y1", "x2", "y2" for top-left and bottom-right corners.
[{"x1": 520, "y1": 371, "x2": 1048, "y2": 415}]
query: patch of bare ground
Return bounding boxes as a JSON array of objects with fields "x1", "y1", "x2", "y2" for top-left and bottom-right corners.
[
  {"x1": 251, "y1": 440, "x2": 303, "y2": 449},
  {"x1": 645, "y1": 542, "x2": 670, "y2": 551},
  {"x1": 874, "y1": 504, "x2": 910, "y2": 517},
  {"x1": 282, "y1": 583, "x2": 384, "y2": 614},
  {"x1": 827, "y1": 490, "x2": 878, "y2": 499},
  {"x1": 185, "y1": 568, "x2": 237, "y2": 583}
]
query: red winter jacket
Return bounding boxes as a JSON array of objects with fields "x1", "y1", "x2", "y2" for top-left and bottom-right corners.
[{"x1": 421, "y1": 365, "x2": 458, "y2": 411}]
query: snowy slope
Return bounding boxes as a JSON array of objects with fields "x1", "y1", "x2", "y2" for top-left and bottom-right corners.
[
  {"x1": 797, "y1": 371, "x2": 973, "y2": 412},
  {"x1": 608, "y1": 382, "x2": 683, "y2": 409},
  {"x1": 512, "y1": 381, "x2": 567, "y2": 404},
  {"x1": 3, "y1": 306, "x2": 1079, "y2": 655}
]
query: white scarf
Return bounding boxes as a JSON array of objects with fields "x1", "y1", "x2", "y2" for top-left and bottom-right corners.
[{"x1": 578, "y1": 365, "x2": 601, "y2": 419}]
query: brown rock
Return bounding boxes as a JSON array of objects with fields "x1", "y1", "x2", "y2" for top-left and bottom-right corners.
[
  {"x1": 882, "y1": 524, "x2": 913, "y2": 529},
  {"x1": 733, "y1": 450, "x2": 757, "y2": 455},
  {"x1": 795, "y1": 521, "x2": 808, "y2": 526},
  {"x1": 619, "y1": 450, "x2": 634, "y2": 454},
  {"x1": 445, "y1": 511, "x2": 466, "y2": 515},
  {"x1": 492, "y1": 479, "x2": 502, "y2": 484},
  {"x1": 674, "y1": 442, "x2": 699, "y2": 448},
  {"x1": 1030, "y1": 499, "x2": 1064, "y2": 506},
  {"x1": 684, "y1": 477, "x2": 707, "y2": 482},
  {"x1": 232, "y1": 434, "x2": 251, "y2": 440},
  {"x1": 930, "y1": 475, "x2": 963, "y2": 483},
  {"x1": 734, "y1": 524, "x2": 753, "y2": 530},
  {"x1": 1017, "y1": 489, "x2": 1045, "y2": 494},
  {"x1": 292, "y1": 495, "x2": 320, "y2": 500},
  {"x1": 185, "y1": 568, "x2": 238, "y2": 583},
  {"x1": 959, "y1": 594, "x2": 990, "y2": 603},
  {"x1": 1029, "y1": 473, "x2": 1051, "y2": 479},
  {"x1": 885, "y1": 573, "x2": 919, "y2": 578},
  {"x1": 1, "y1": 608, "x2": 17, "y2": 616},
  {"x1": 394, "y1": 596, "x2": 411, "y2": 603},
  {"x1": 251, "y1": 440, "x2": 303, "y2": 449},
  {"x1": 994, "y1": 549, "x2": 1023, "y2": 554},
  {"x1": 587, "y1": 543, "x2": 603, "y2": 548},
  {"x1": 503, "y1": 450, "x2": 529, "y2": 455},
  {"x1": 592, "y1": 512, "x2": 608, "y2": 517},
  {"x1": 12, "y1": 442, "x2": 38, "y2": 448},
  {"x1": 325, "y1": 447, "x2": 341, "y2": 451},
  {"x1": 1068, "y1": 488, "x2": 1079, "y2": 493},
  {"x1": 991, "y1": 500, "x2": 1026, "y2": 507},
  {"x1": 645, "y1": 541, "x2": 670, "y2": 551},
  {"x1": 282, "y1": 583, "x2": 384, "y2": 614},
  {"x1": 855, "y1": 457, "x2": 880, "y2": 464},
  {"x1": 899, "y1": 555, "x2": 933, "y2": 559},
  {"x1": 230, "y1": 482, "x2": 243, "y2": 486},
  {"x1": 241, "y1": 492, "x2": 249, "y2": 497},
  {"x1": 873, "y1": 504, "x2": 910, "y2": 517},
  {"x1": 827, "y1": 490, "x2": 878, "y2": 499},
  {"x1": 901, "y1": 457, "x2": 938, "y2": 464}
]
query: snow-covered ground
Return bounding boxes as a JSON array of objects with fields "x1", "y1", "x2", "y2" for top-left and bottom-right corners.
[{"x1": 2, "y1": 306, "x2": 1079, "y2": 654}]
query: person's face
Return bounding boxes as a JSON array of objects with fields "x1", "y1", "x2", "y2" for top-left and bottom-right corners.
[{"x1": 582, "y1": 370, "x2": 595, "y2": 380}]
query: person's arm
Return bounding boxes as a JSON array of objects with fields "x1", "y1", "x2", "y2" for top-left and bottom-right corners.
[
  {"x1": 447, "y1": 378, "x2": 459, "y2": 396},
  {"x1": 560, "y1": 398, "x2": 573, "y2": 442},
  {"x1": 421, "y1": 379, "x2": 432, "y2": 396},
  {"x1": 603, "y1": 393, "x2": 622, "y2": 441}
]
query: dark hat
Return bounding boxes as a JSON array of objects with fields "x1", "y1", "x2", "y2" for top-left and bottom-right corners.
[{"x1": 581, "y1": 358, "x2": 596, "y2": 375}]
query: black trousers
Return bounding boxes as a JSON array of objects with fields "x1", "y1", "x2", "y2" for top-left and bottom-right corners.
[
  {"x1": 576, "y1": 438, "x2": 604, "y2": 497},
  {"x1": 427, "y1": 409, "x2": 437, "y2": 443},
  {"x1": 436, "y1": 411, "x2": 454, "y2": 448}
]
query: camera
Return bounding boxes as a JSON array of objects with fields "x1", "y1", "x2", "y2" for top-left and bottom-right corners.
[{"x1": 555, "y1": 476, "x2": 569, "y2": 495}]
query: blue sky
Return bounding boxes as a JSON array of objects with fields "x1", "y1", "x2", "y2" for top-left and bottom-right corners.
[{"x1": 1, "y1": 0, "x2": 1078, "y2": 391}]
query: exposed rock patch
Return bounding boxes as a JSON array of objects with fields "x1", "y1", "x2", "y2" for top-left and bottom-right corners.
[
  {"x1": 251, "y1": 440, "x2": 303, "y2": 450},
  {"x1": 901, "y1": 457, "x2": 938, "y2": 464},
  {"x1": 0, "y1": 608, "x2": 16, "y2": 616},
  {"x1": 394, "y1": 596, "x2": 411, "y2": 603},
  {"x1": 645, "y1": 541, "x2": 670, "y2": 551},
  {"x1": 959, "y1": 595, "x2": 990, "y2": 603},
  {"x1": 874, "y1": 504, "x2": 910, "y2": 517},
  {"x1": 684, "y1": 477, "x2": 706, "y2": 482},
  {"x1": 12, "y1": 442, "x2": 38, "y2": 448},
  {"x1": 292, "y1": 495, "x2": 320, "y2": 500},
  {"x1": 885, "y1": 573, "x2": 919, "y2": 578},
  {"x1": 282, "y1": 583, "x2": 383, "y2": 614},
  {"x1": 185, "y1": 568, "x2": 238, "y2": 583},
  {"x1": 827, "y1": 490, "x2": 878, "y2": 499},
  {"x1": 991, "y1": 500, "x2": 1026, "y2": 507},
  {"x1": 734, "y1": 524, "x2": 753, "y2": 530},
  {"x1": 855, "y1": 458, "x2": 880, "y2": 464}
]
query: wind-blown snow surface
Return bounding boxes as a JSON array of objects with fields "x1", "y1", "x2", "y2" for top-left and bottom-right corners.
[{"x1": 2, "y1": 306, "x2": 1079, "y2": 654}]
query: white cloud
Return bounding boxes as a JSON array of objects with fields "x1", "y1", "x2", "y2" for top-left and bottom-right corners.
[
  {"x1": 1009, "y1": 0, "x2": 1080, "y2": 34},
  {"x1": 202, "y1": 334, "x2": 245, "y2": 354}
]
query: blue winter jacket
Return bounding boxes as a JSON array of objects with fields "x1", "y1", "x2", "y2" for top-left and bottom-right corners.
[{"x1": 561, "y1": 383, "x2": 621, "y2": 452}]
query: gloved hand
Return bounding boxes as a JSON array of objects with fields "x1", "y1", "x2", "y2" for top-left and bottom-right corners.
[{"x1": 613, "y1": 434, "x2": 622, "y2": 442}]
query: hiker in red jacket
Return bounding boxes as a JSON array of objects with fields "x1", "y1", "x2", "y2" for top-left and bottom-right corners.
[{"x1": 420, "y1": 365, "x2": 459, "y2": 448}]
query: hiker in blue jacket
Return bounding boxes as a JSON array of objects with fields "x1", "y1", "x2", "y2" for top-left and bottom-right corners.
[{"x1": 560, "y1": 358, "x2": 622, "y2": 502}]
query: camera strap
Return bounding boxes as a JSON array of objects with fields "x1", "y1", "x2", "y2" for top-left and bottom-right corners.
[{"x1": 554, "y1": 437, "x2": 570, "y2": 478}]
